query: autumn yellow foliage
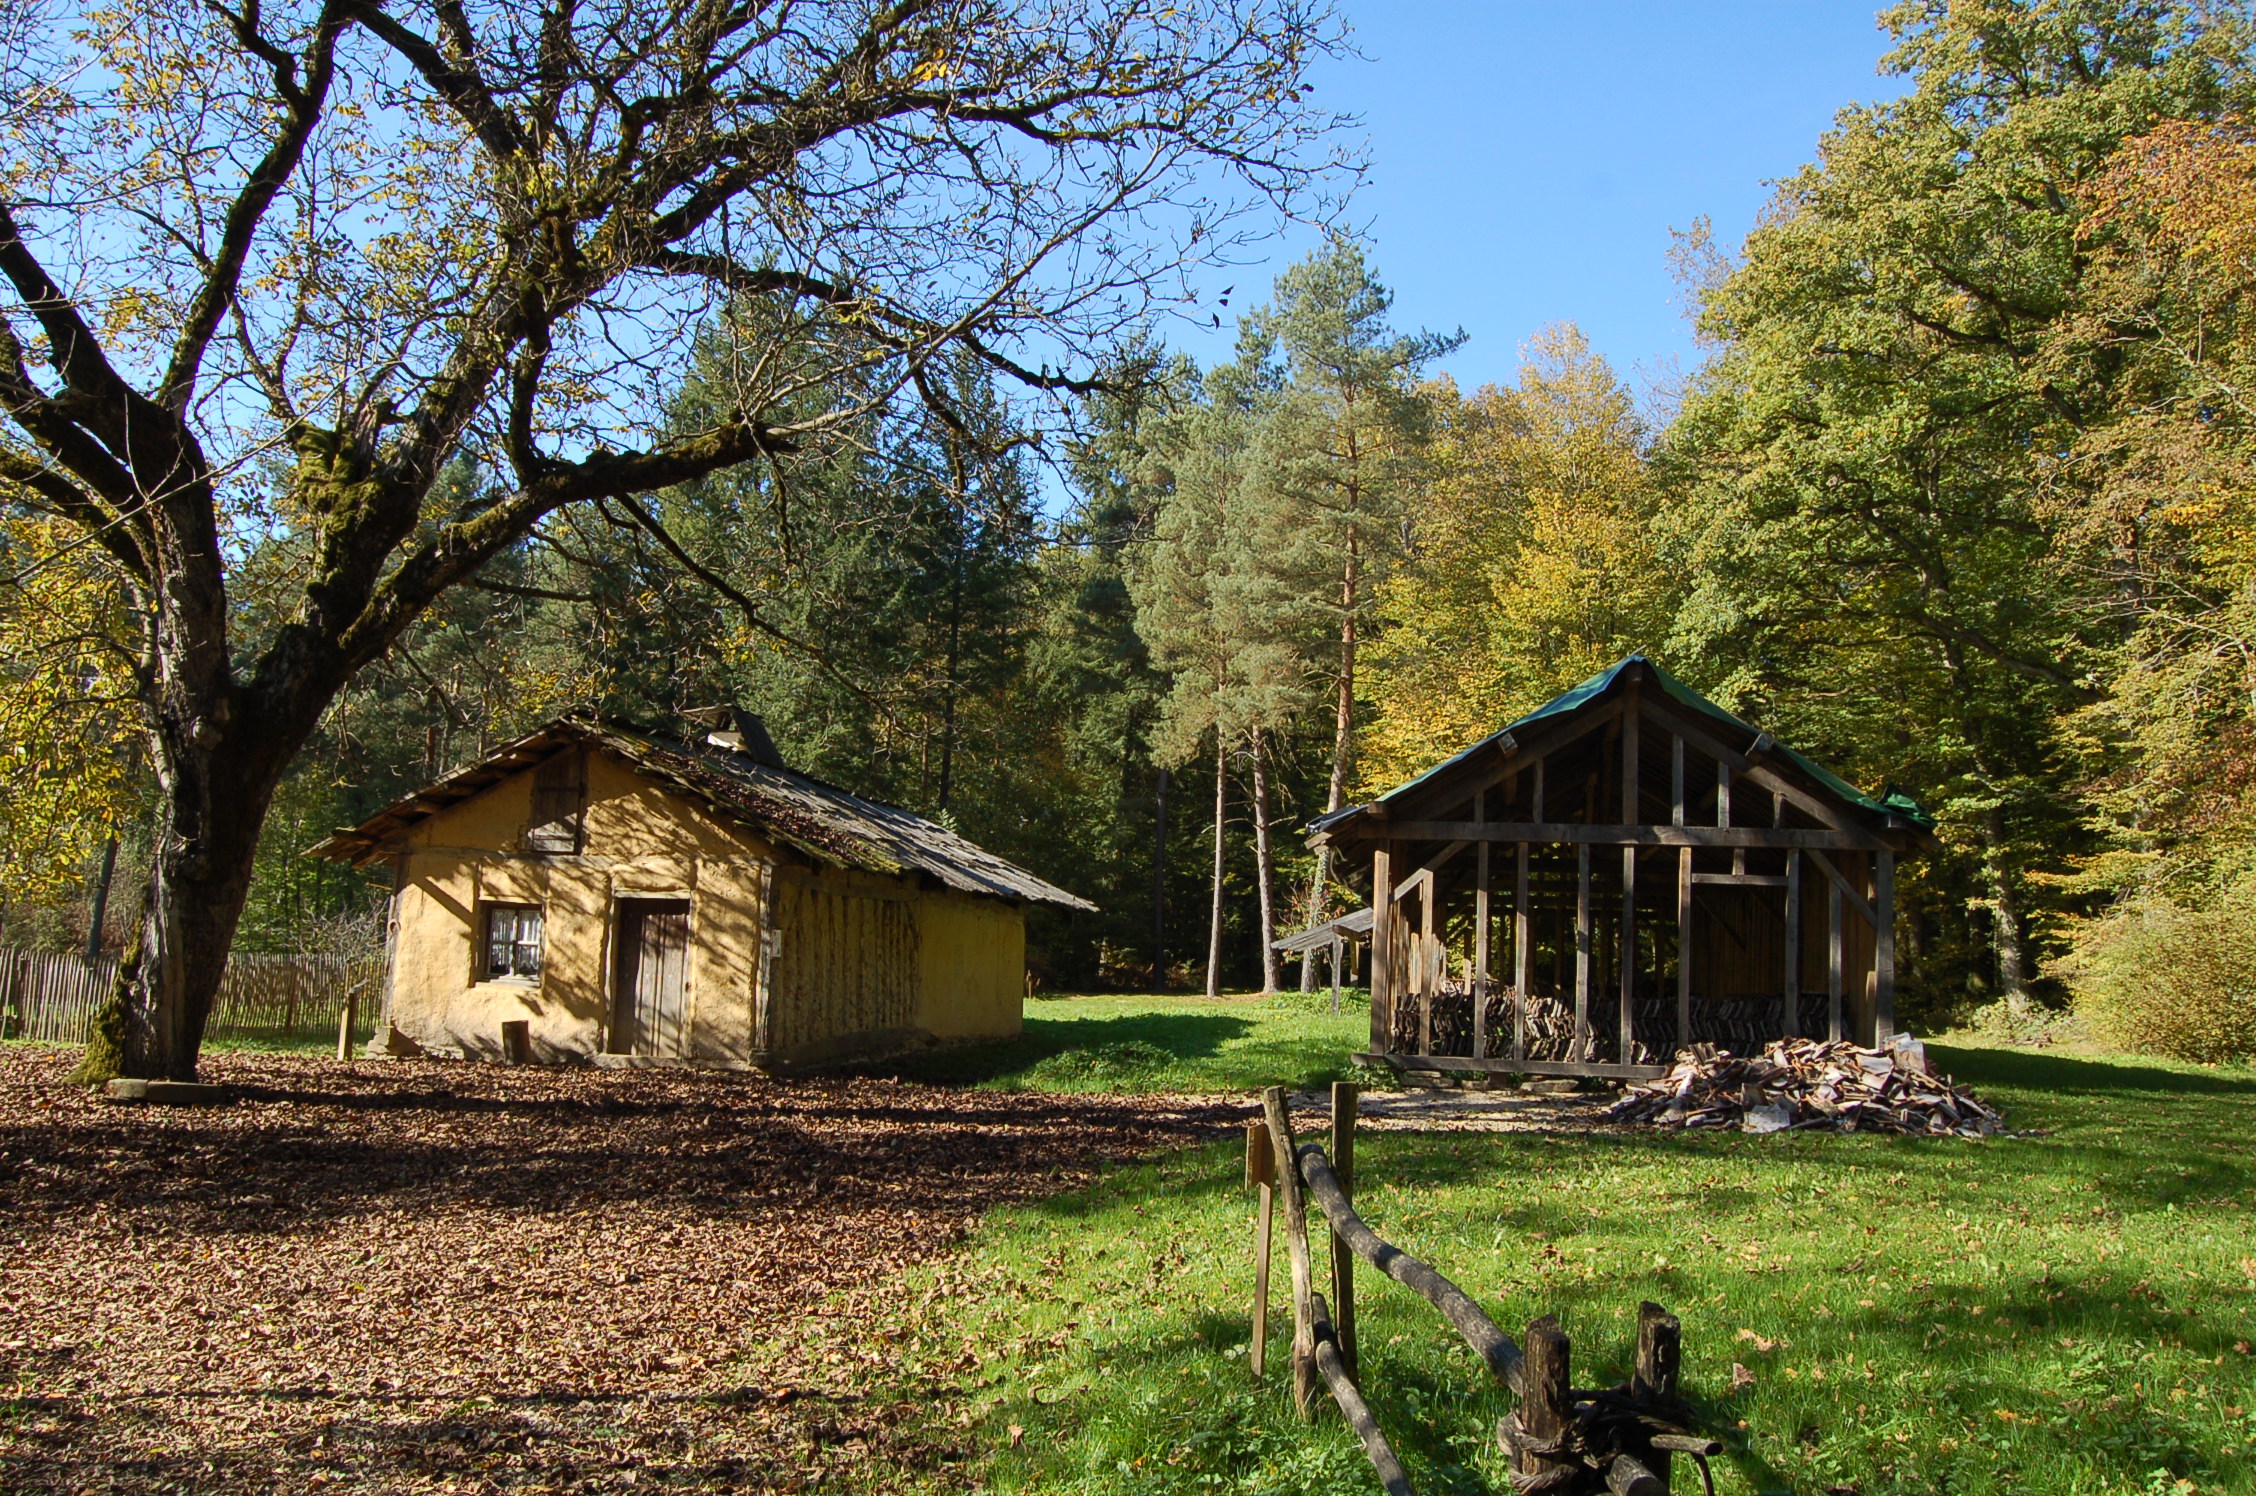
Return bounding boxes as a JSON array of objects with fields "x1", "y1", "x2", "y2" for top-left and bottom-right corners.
[
  {"x1": 0, "y1": 519, "x2": 142, "y2": 915},
  {"x1": 1360, "y1": 327, "x2": 1676, "y2": 789}
]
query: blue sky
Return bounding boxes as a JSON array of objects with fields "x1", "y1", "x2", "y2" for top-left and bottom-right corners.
[{"x1": 1161, "y1": 0, "x2": 1910, "y2": 398}]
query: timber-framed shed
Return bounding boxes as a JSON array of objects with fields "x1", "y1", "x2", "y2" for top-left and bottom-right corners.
[{"x1": 1307, "y1": 657, "x2": 1934, "y2": 1082}]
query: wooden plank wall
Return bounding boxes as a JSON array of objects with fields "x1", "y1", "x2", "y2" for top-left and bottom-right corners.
[
  {"x1": 767, "y1": 878, "x2": 919, "y2": 1051},
  {"x1": 0, "y1": 949, "x2": 385, "y2": 1046}
]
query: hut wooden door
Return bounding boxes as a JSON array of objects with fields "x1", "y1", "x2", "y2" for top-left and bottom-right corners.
[{"x1": 612, "y1": 899, "x2": 691, "y2": 1058}]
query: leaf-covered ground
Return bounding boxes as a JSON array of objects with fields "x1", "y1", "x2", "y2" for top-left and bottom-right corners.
[{"x1": 0, "y1": 1046, "x2": 1236, "y2": 1493}]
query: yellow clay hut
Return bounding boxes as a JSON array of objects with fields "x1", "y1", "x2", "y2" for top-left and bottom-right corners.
[{"x1": 309, "y1": 709, "x2": 1091, "y2": 1070}]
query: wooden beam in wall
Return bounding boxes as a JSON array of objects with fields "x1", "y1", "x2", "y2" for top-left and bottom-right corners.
[
  {"x1": 1691, "y1": 871, "x2": 1789, "y2": 888},
  {"x1": 1513, "y1": 841, "x2": 1530, "y2": 1063},
  {"x1": 1828, "y1": 880, "x2": 1845, "y2": 1043},
  {"x1": 1378, "y1": 822, "x2": 1887, "y2": 851},
  {"x1": 1370, "y1": 847, "x2": 1393, "y2": 1056},
  {"x1": 1621, "y1": 683, "x2": 1640, "y2": 1065},
  {"x1": 1676, "y1": 845, "x2": 1692, "y2": 1051},
  {"x1": 1574, "y1": 844, "x2": 1592, "y2": 1062},
  {"x1": 1783, "y1": 849, "x2": 1803, "y2": 1038},
  {"x1": 1875, "y1": 850, "x2": 1897, "y2": 1040},
  {"x1": 1474, "y1": 788, "x2": 1491, "y2": 1064},
  {"x1": 1806, "y1": 847, "x2": 1880, "y2": 927},
  {"x1": 1418, "y1": 870, "x2": 1436, "y2": 1057}
]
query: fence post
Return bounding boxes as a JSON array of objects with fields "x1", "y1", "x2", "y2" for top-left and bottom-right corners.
[
  {"x1": 1261, "y1": 1085, "x2": 1319, "y2": 1420},
  {"x1": 1246, "y1": 1119, "x2": 1273, "y2": 1380},
  {"x1": 1330, "y1": 1080, "x2": 1359, "y2": 1382},
  {"x1": 1634, "y1": 1301, "x2": 1683, "y2": 1486},
  {"x1": 1509, "y1": 1316, "x2": 1574, "y2": 1487},
  {"x1": 337, "y1": 988, "x2": 358, "y2": 1062}
]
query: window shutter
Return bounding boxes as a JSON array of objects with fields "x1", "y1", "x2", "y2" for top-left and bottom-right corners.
[{"x1": 526, "y1": 750, "x2": 586, "y2": 854}]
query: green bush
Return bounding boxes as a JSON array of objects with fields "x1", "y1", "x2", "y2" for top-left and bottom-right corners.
[{"x1": 2059, "y1": 882, "x2": 2256, "y2": 1063}]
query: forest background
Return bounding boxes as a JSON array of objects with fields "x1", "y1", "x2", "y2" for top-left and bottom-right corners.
[{"x1": 9, "y1": 0, "x2": 2256, "y2": 1059}]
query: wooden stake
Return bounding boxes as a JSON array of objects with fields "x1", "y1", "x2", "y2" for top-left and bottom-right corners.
[
  {"x1": 1330, "y1": 1081, "x2": 1358, "y2": 1381},
  {"x1": 336, "y1": 990, "x2": 358, "y2": 1062},
  {"x1": 1634, "y1": 1301, "x2": 1683, "y2": 1487},
  {"x1": 1262, "y1": 1086, "x2": 1319, "y2": 1419},
  {"x1": 1246, "y1": 1120, "x2": 1274, "y2": 1380},
  {"x1": 1511, "y1": 1315, "x2": 1574, "y2": 1486}
]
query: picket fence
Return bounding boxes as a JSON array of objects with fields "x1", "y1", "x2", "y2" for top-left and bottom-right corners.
[{"x1": 0, "y1": 947, "x2": 385, "y2": 1047}]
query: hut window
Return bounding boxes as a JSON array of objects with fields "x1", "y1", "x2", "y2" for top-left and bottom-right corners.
[
  {"x1": 526, "y1": 751, "x2": 586, "y2": 854},
  {"x1": 484, "y1": 904, "x2": 544, "y2": 981}
]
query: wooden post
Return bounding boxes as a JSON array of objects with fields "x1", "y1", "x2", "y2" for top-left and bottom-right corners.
[
  {"x1": 1875, "y1": 848, "x2": 1897, "y2": 1040},
  {"x1": 1828, "y1": 880, "x2": 1845, "y2": 1042},
  {"x1": 1474, "y1": 789, "x2": 1491, "y2": 1063},
  {"x1": 1574, "y1": 845, "x2": 1592, "y2": 1061},
  {"x1": 1369, "y1": 848, "x2": 1393, "y2": 1055},
  {"x1": 1417, "y1": 876, "x2": 1436, "y2": 1057},
  {"x1": 1513, "y1": 842, "x2": 1530, "y2": 1062},
  {"x1": 1511, "y1": 1315, "x2": 1575, "y2": 1486},
  {"x1": 1676, "y1": 845, "x2": 1693, "y2": 1054},
  {"x1": 1330, "y1": 1081, "x2": 1358, "y2": 1381},
  {"x1": 1782, "y1": 849, "x2": 1802, "y2": 1038},
  {"x1": 1246, "y1": 1120, "x2": 1274, "y2": 1380},
  {"x1": 1329, "y1": 936, "x2": 1344, "y2": 1013},
  {"x1": 336, "y1": 990, "x2": 358, "y2": 1062},
  {"x1": 1670, "y1": 734, "x2": 1684, "y2": 826},
  {"x1": 1620, "y1": 845, "x2": 1637, "y2": 1063},
  {"x1": 1634, "y1": 1301, "x2": 1683, "y2": 1487},
  {"x1": 1262, "y1": 1086, "x2": 1319, "y2": 1419}
]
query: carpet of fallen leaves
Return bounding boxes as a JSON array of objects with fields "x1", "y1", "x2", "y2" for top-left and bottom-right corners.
[{"x1": 0, "y1": 1047, "x2": 1237, "y2": 1493}]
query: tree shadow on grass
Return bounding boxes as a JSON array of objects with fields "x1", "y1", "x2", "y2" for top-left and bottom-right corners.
[
  {"x1": 857, "y1": 1010, "x2": 1262, "y2": 1088},
  {"x1": 1931, "y1": 1042, "x2": 2256, "y2": 1101}
]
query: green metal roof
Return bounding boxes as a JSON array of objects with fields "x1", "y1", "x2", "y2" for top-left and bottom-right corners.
[{"x1": 1349, "y1": 655, "x2": 1931, "y2": 829}]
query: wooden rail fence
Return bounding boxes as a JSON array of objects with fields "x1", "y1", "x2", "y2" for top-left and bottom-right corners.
[
  {"x1": 0, "y1": 947, "x2": 383, "y2": 1049},
  {"x1": 1248, "y1": 1084, "x2": 1721, "y2": 1495}
]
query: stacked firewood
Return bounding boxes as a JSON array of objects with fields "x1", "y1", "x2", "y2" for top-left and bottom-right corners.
[
  {"x1": 1606, "y1": 1037, "x2": 2005, "y2": 1137},
  {"x1": 1391, "y1": 984, "x2": 1580, "y2": 1061}
]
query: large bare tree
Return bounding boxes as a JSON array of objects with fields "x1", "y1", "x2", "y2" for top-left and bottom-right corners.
[{"x1": 0, "y1": 0, "x2": 1349, "y2": 1080}]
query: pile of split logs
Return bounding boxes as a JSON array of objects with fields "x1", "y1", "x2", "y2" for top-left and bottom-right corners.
[{"x1": 1606, "y1": 1037, "x2": 2005, "y2": 1137}]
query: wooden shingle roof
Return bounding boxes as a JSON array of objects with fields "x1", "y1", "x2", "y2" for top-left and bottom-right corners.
[{"x1": 306, "y1": 716, "x2": 1096, "y2": 912}]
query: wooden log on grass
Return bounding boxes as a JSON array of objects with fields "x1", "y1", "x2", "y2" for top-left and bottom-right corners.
[
  {"x1": 1311, "y1": 1291, "x2": 1413, "y2": 1496},
  {"x1": 1295, "y1": 1143, "x2": 1523, "y2": 1392},
  {"x1": 1260, "y1": 1086, "x2": 1319, "y2": 1419}
]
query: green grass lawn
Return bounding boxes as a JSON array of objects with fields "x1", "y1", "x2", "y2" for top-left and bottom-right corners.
[
  {"x1": 871, "y1": 990, "x2": 1372, "y2": 1094},
  {"x1": 890, "y1": 1014, "x2": 2256, "y2": 1496}
]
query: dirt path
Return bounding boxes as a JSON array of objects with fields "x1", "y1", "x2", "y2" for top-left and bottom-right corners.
[{"x1": 0, "y1": 1049, "x2": 1237, "y2": 1493}]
